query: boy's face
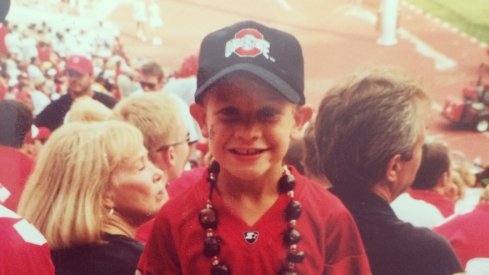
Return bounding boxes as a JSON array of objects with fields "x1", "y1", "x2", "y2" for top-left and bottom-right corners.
[{"x1": 191, "y1": 74, "x2": 312, "y2": 181}]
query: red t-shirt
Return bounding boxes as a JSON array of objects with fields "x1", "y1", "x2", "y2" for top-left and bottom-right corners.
[
  {"x1": 409, "y1": 189, "x2": 455, "y2": 217},
  {"x1": 0, "y1": 25, "x2": 8, "y2": 56},
  {"x1": 138, "y1": 168, "x2": 371, "y2": 274},
  {"x1": 434, "y1": 203, "x2": 489, "y2": 268},
  {"x1": 0, "y1": 205, "x2": 55, "y2": 275},
  {"x1": 37, "y1": 45, "x2": 52, "y2": 63},
  {"x1": 0, "y1": 146, "x2": 35, "y2": 211},
  {"x1": 0, "y1": 77, "x2": 7, "y2": 100},
  {"x1": 166, "y1": 167, "x2": 206, "y2": 198}
]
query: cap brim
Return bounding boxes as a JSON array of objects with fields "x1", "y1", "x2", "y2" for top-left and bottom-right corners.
[
  {"x1": 195, "y1": 63, "x2": 302, "y2": 104},
  {"x1": 65, "y1": 66, "x2": 90, "y2": 76}
]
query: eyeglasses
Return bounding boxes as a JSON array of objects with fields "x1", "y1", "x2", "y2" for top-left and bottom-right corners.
[
  {"x1": 139, "y1": 81, "x2": 158, "y2": 91},
  {"x1": 155, "y1": 133, "x2": 190, "y2": 152}
]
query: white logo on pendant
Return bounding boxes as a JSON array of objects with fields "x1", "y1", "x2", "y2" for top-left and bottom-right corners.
[{"x1": 244, "y1": 231, "x2": 259, "y2": 244}]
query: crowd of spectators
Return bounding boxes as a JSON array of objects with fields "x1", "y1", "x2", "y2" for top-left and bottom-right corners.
[{"x1": 1, "y1": 11, "x2": 489, "y2": 275}]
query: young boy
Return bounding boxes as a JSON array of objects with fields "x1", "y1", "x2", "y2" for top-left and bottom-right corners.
[{"x1": 138, "y1": 20, "x2": 370, "y2": 274}]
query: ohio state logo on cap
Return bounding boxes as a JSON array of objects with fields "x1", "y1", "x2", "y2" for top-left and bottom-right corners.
[{"x1": 225, "y1": 28, "x2": 270, "y2": 59}]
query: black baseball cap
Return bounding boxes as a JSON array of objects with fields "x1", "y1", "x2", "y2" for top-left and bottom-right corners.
[{"x1": 195, "y1": 20, "x2": 305, "y2": 105}]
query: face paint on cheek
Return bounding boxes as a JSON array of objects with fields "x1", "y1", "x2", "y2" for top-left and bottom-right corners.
[{"x1": 208, "y1": 125, "x2": 215, "y2": 140}]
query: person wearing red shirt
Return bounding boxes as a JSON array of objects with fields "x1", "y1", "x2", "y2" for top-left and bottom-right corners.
[
  {"x1": 434, "y1": 185, "x2": 489, "y2": 268},
  {"x1": 0, "y1": 204, "x2": 55, "y2": 275},
  {"x1": 113, "y1": 92, "x2": 194, "y2": 244},
  {"x1": 409, "y1": 142, "x2": 457, "y2": 218},
  {"x1": 138, "y1": 20, "x2": 370, "y2": 274},
  {"x1": 0, "y1": 21, "x2": 9, "y2": 57},
  {"x1": 0, "y1": 100, "x2": 35, "y2": 211}
]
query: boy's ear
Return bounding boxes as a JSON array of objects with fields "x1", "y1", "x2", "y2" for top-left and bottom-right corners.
[
  {"x1": 190, "y1": 103, "x2": 209, "y2": 138},
  {"x1": 291, "y1": 105, "x2": 313, "y2": 139}
]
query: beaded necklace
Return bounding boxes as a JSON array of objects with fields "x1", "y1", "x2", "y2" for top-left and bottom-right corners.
[{"x1": 198, "y1": 161, "x2": 305, "y2": 275}]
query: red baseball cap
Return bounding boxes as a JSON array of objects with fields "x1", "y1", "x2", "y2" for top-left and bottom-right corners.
[{"x1": 65, "y1": 55, "x2": 93, "y2": 75}]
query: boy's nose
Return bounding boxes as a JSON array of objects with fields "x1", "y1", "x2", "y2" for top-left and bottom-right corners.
[{"x1": 234, "y1": 120, "x2": 261, "y2": 140}]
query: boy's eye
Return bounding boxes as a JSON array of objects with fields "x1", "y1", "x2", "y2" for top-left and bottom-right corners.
[
  {"x1": 257, "y1": 107, "x2": 279, "y2": 121},
  {"x1": 218, "y1": 107, "x2": 240, "y2": 120}
]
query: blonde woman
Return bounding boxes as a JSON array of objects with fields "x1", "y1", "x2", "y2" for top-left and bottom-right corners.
[{"x1": 18, "y1": 121, "x2": 168, "y2": 275}]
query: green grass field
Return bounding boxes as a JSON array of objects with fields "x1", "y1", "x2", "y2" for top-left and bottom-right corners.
[{"x1": 405, "y1": 0, "x2": 489, "y2": 43}]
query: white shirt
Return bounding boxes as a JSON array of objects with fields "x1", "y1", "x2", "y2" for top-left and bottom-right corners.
[{"x1": 391, "y1": 192, "x2": 446, "y2": 228}]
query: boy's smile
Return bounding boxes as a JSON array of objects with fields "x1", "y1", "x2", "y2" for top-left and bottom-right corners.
[{"x1": 230, "y1": 148, "x2": 268, "y2": 155}]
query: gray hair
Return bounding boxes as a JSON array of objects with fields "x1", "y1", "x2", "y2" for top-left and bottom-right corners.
[{"x1": 315, "y1": 69, "x2": 430, "y2": 191}]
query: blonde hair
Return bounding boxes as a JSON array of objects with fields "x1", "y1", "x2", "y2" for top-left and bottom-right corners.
[
  {"x1": 450, "y1": 169, "x2": 466, "y2": 200},
  {"x1": 65, "y1": 96, "x2": 113, "y2": 123},
  {"x1": 452, "y1": 163, "x2": 477, "y2": 188},
  {"x1": 18, "y1": 121, "x2": 143, "y2": 249},
  {"x1": 112, "y1": 92, "x2": 182, "y2": 154}
]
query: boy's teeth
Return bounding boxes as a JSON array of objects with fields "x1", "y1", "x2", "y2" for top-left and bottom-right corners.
[{"x1": 235, "y1": 149, "x2": 259, "y2": 155}]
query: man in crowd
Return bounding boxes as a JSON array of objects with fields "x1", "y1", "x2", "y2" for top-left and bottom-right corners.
[
  {"x1": 391, "y1": 141, "x2": 457, "y2": 228},
  {"x1": 0, "y1": 63, "x2": 54, "y2": 275},
  {"x1": 34, "y1": 54, "x2": 117, "y2": 131},
  {"x1": 314, "y1": 69, "x2": 463, "y2": 275},
  {"x1": 0, "y1": 100, "x2": 35, "y2": 212},
  {"x1": 113, "y1": 92, "x2": 204, "y2": 243},
  {"x1": 137, "y1": 61, "x2": 201, "y2": 158},
  {"x1": 408, "y1": 142, "x2": 457, "y2": 218}
]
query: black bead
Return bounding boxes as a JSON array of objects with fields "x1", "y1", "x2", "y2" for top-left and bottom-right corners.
[
  {"x1": 287, "y1": 250, "x2": 305, "y2": 263},
  {"x1": 286, "y1": 200, "x2": 302, "y2": 220},
  {"x1": 211, "y1": 263, "x2": 230, "y2": 275},
  {"x1": 278, "y1": 174, "x2": 296, "y2": 193},
  {"x1": 203, "y1": 236, "x2": 220, "y2": 257},
  {"x1": 199, "y1": 207, "x2": 218, "y2": 229},
  {"x1": 208, "y1": 161, "x2": 220, "y2": 175},
  {"x1": 283, "y1": 228, "x2": 301, "y2": 245}
]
